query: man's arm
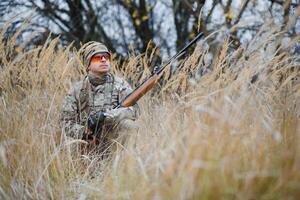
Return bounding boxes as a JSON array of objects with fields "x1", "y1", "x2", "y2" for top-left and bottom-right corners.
[
  {"x1": 118, "y1": 79, "x2": 139, "y2": 119},
  {"x1": 106, "y1": 78, "x2": 139, "y2": 123},
  {"x1": 61, "y1": 87, "x2": 86, "y2": 139}
]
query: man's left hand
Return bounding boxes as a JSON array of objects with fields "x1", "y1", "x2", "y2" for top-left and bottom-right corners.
[{"x1": 105, "y1": 107, "x2": 132, "y2": 124}]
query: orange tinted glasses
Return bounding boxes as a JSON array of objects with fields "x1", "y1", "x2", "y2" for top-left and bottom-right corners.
[{"x1": 90, "y1": 52, "x2": 111, "y2": 63}]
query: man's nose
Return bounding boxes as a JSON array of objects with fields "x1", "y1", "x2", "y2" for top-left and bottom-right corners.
[{"x1": 100, "y1": 56, "x2": 106, "y2": 62}]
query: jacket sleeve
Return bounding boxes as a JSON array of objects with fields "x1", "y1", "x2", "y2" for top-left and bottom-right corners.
[
  {"x1": 118, "y1": 79, "x2": 139, "y2": 120},
  {"x1": 106, "y1": 78, "x2": 139, "y2": 123},
  {"x1": 61, "y1": 87, "x2": 86, "y2": 139}
]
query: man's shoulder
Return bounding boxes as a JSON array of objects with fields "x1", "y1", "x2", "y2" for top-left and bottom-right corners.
[
  {"x1": 112, "y1": 74, "x2": 130, "y2": 88},
  {"x1": 113, "y1": 74, "x2": 126, "y2": 84},
  {"x1": 68, "y1": 78, "x2": 89, "y2": 94}
]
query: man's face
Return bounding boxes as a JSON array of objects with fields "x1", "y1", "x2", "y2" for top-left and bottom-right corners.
[{"x1": 88, "y1": 52, "x2": 111, "y2": 75}]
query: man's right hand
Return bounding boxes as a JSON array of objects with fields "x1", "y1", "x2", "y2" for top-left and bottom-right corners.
[{"x1": 87, "y1": 112, "x2": 107, "y2": 133}]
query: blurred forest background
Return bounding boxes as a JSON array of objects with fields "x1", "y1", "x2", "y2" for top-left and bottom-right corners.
[{"x1": 1, "y1": 0, "x2": 299, "y2": 59}]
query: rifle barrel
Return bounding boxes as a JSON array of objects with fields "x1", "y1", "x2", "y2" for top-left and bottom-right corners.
[{"x1": 156, "y1": 32, "x2": 204, "y2": 75}]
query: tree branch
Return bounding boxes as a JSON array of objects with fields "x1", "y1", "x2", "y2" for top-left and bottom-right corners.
[{"x1": 234, "y1": 0, "x2": 251, "y2": 25}]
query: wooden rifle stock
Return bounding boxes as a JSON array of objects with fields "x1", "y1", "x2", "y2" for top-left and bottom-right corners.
[
  {"x1": 119, "y1": 74, "x2": 159, "y2": 107},
  {"x1": 115, "y1": 32, "x2": 204, "y2": 109}
]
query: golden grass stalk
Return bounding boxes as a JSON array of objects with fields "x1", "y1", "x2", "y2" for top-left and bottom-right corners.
[{"x1": 0, "y1": 22, "x2": 299, "y2": 199}]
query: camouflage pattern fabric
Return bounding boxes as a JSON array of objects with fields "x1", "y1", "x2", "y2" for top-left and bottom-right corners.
[{"x1": 61, "y1": 73, "x2": 138, "y2": 140}]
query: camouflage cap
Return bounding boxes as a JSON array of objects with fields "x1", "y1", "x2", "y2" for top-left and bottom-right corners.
[{"x1": 78, "y1": 41, "x2": 110, "y2": 69}]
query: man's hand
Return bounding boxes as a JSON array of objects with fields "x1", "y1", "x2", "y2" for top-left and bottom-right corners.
[
  {"x1": 105, "y1": 107, "x2": 134, "y2": 124},
  {"x1": 87, "y1": 112, "x2": 106, "y2": 133}
]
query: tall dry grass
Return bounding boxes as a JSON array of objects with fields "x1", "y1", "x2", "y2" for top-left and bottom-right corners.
[{"x1": 0, "y1": 23, "x2": 300, "y2": 199}]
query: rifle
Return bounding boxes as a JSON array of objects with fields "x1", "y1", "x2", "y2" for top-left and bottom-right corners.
[
  {"x1": 87, "y1": 32, "x2": 204, "y2": 138},
  {"x1": 115, "y1": 32, "x2": 204, "y2": 109}
]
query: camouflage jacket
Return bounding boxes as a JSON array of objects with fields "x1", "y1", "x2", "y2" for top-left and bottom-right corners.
[{"x1": 61, "y1": 73, "x2": 138, "y2": 139}]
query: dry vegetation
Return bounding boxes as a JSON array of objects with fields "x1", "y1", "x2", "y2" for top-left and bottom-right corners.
[{"x1": 0, "y1": 23, "x2": 300, "y2": 200}]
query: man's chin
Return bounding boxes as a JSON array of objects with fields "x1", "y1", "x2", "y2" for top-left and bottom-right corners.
[{"x1": 98, "y1": 69, "x2": 110, "y2": 74}]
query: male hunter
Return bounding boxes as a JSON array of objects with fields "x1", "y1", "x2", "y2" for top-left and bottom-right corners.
[{"x1": 61, "y1": 41, "x2": 138, "y2": 153}]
